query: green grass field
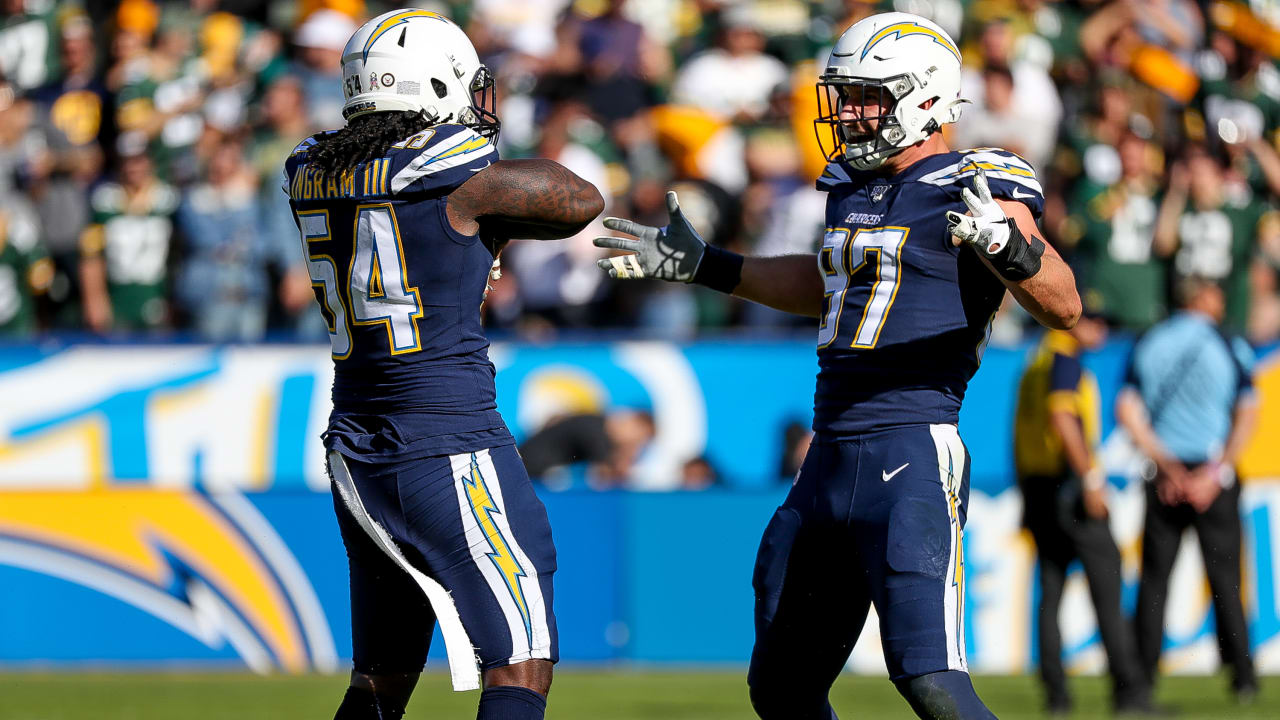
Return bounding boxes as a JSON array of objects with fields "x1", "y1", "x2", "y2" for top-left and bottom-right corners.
[{"x1": 0, "y1": 671, "x2": 1274, "y2": 719}]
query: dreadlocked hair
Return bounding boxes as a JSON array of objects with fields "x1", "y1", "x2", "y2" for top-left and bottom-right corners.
[{"x1": 308, "y1": 110, "x2": 436, "y2": 179}]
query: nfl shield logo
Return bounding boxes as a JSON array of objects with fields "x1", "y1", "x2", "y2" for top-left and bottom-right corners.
[{"x1": 870, "y1": 185, "x2": 891, "y2": 203}]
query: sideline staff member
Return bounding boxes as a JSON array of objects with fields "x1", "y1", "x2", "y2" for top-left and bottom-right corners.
[
  {"x1": 1015, "y1": 310, "x2": 1148, "y2": 714},
  {"x1": 1116, "y1": 276, "x2": 1259, "y2": 702}
]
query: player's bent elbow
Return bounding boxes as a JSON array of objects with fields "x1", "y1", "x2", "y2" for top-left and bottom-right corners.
[
  {"x1": 573, "y1": 182, "x2": 606, "y2": 228},
  {"x1": 1057, "y1": 299, "x2": 1081, "y2": 330},
  {"x1": 1039, "y1": 293, "x2": 1080, "y2": 330}
]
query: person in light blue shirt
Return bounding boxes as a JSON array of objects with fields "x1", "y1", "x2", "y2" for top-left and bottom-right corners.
[{"x1": 1116, "y1": 276, "x2": 1259, "y2": 704}]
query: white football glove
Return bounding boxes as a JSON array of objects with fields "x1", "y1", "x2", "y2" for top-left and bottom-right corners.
[
  {"x1": 946, "y1": 169, "x2": 1045, "y2": 281},
  {"x1": 946, "y1": 169, "x2": 1012, "y2": 254}
]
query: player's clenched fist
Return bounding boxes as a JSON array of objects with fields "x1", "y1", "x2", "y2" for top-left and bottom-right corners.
[
  {"x1": 946, "y1": 169, "x2": 1044, "y2": 281},
  {"x1": 593, "y1": 191, "x2": 707, "y2": 282}
]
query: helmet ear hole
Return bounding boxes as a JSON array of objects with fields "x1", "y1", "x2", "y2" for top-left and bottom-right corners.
[{"x1": 431, "y1": 78, "x2": 448, "y2": 98}]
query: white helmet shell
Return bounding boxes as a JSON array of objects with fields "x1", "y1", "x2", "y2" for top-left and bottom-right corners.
[
  {"x1": 816, "y1": 12, "x2": 966, "y2": 170},
  {"x1": 339, "y1": 9, "x2": 498, "y2": 135}
]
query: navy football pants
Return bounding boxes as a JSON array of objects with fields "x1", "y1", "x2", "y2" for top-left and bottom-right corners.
[
  {"x1": 328, "y1": 445, "x2": 558, "y2": 675},
  {"x1": 749, "y1": 424, "x2": 971, "y2": 715}
]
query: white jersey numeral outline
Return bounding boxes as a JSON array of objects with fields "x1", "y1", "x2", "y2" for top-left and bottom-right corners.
[
  {"x1": 297, "y1": 204, "x2": 426, "y2": 358},
  {"x1": 817, "y1": 225, "x2": 909, "y2": 349},
  {"x1": 348, "y1": 203, "x2": 425, "y2": 354}
]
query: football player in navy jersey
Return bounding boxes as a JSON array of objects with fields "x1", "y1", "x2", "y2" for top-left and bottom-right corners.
[
  {"x1": 595, "y1": 12, "x2": 1080, "y2": 720},
  {"x1": 284, "y1": 10, "x2": 603, "y2": 720}
]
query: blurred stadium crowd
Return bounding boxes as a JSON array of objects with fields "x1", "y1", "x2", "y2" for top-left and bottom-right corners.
[{"x1": 2, "y1": 0, "x2": 1280, "y2": 344}]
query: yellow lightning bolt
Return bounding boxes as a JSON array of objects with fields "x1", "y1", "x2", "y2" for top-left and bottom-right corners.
[
  {"x1": 861, "y1": 22, "x2": 960, "y2": 63},
  {"x1": 362, "y1": 10, "x2": 451, "y2": 62},
  {"x1": 462, "y1": 454, "x2": 532, "y2": 644}
]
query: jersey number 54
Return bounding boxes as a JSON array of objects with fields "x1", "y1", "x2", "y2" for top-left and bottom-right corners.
[{"x1": 296, "y1": 204, "x2": 425, "y2": 359}]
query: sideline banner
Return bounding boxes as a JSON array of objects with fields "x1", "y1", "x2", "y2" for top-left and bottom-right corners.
[{"x1": 0, "y1": 342, "x2": 1277, "y2": 672}]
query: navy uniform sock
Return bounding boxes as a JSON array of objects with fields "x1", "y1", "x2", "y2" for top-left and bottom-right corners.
[
  {"x1": 334, "y1": 686, "x2": 405, "y2": 720},
  {"x1": 476, "y1": 685, "x2": 547, "y2": 720},
  {"x1": 893, "y1": 670, "x2": 997, "y2": 720}
]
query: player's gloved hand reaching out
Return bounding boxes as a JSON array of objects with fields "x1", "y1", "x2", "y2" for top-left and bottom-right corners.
[
  {"x1": 593, "y1": 191, "x2": 706, "y2": 281},
  {"x1": 946, "y1": 169, "x2": 1044, "y2": 281},
  {"x1": 593, "y1": 190, "x2": 744, "y2": 293}
]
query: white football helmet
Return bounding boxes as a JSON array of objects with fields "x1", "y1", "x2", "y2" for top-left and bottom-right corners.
[
  {"x1": 815, "y1": 12, "x2": 966, "y2": 170},
  {"x1": 340, "y1": 8, "x2": 498, "y2": 137}
]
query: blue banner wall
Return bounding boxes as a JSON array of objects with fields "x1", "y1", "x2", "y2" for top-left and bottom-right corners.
[{"x1": 1, "y1": 341, "x2": 1278, "y2": 675}]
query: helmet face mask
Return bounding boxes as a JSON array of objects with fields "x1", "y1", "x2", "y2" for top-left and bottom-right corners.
[
  {"x1": 463, "y1": 65, "x2": 500, "y2": 139},
  {"x1": 815, "y1": 74, "x2": 918, "y2": 170},
  {"x1": 814, "y1": 13, "x2": 965, "y2": 171}
]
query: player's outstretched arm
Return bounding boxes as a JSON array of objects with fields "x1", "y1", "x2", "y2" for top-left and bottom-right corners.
[
  {"x1": 447, "y1": 159, "x2": 605, "y2": 240},
  {"x1": 948, "y1": 170, "x2": 1081, "y2": 330},
  {"x1": 593, "y1": 191, "x2": 823, "y2": 317}
]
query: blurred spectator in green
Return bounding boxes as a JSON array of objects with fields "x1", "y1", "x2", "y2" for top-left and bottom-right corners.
[
  {"x1": 1154, "y1": 146, "x2": 1267, "y2": 334},
  {"x1": 0, "y1": 74, "x2": 48, "y2": 335},
  {"x1": 0, "y1": 203, "x2": 50, "y2": 336},
  {"x1": 1072, "y1": 129, "x2": 1170, "y2": 330},
  {"x1": 0, "y1": 0, "x2": 61, "y2": 92},
  {"x1": 78, "y1": 132, "x2": 177, "y2": 334}
]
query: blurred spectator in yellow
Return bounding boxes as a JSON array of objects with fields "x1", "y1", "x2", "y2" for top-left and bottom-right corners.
[
  {"x1": 0, "y1": 0, "x2": 61, "y2": 92},
  {"x1": 1014, "y1": 306, "x2": 1152, "y2": 715},
  {"x1": 1071, "y1": 130, "x2": 1169, "y2": 330},
  {"x1": 669, "y1": 4, "x2": 787, "y2": 126},
  {"x1": 79, "y1": 132, "x2": 177, "y2": 334},
  {"x1": 174, "y1": 134, "x2": 274, "y2": 341},
  {"x1": 1155, "y1": 146, "x2": 1265, "y2": 333},
  {"x1": 289, "y1": 8, "x2": 353, "y2": 130}
]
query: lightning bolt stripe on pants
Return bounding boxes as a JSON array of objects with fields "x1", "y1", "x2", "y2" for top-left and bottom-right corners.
[
  {"x1": 929, "y1": 423, "x2": 969, "y2": 673},
  {"x1": 451, "y1": 449, "x2": 552, "y2": 663}
]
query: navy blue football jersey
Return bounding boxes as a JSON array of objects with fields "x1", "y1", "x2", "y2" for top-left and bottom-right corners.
[
  {"x1": 812, "y1": 148, "x2": 1044, "y2": 435},
  {"x1": 284, "y1": 123, "x2": 514, "y2": 460}
]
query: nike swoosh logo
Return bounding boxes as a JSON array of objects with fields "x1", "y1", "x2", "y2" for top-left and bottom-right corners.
[
  {"x1": 882, "y1": 462, "x2": 909, "y2": 482},
  {"x1": 1010, "y1": 188, "x2": 1035, "y2": 199}
]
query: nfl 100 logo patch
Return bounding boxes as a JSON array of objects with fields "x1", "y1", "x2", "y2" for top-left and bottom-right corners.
[{"x1": 869, "y1": 184, "x2": 891, "y2": 203}]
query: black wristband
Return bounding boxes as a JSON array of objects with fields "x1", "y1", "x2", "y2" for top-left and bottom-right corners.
[
  {"x1": 691, "y1": 243, "x2": 744, "y2": 294},
  {"x1": 991, "y1": 220, "x2": 1044, "y2": 282}
]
